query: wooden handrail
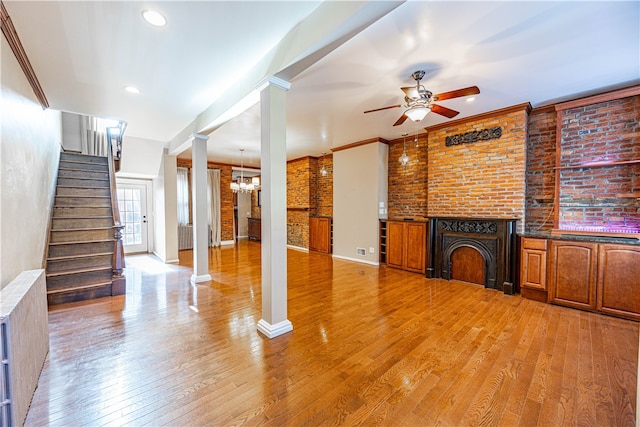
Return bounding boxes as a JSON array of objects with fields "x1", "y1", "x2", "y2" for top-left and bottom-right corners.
[{"x1": 106, "y1": 127, "x2": 126, "y2": 295}]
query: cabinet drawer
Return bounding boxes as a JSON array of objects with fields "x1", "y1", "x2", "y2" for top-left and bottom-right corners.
[{"x1": 522, "y1": 237, "x2": 547, "y2": 250}]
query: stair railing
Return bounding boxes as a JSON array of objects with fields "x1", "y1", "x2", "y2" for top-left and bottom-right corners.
[{"x1": 106, "y1": 124, "x2": 126, "y2": 295}]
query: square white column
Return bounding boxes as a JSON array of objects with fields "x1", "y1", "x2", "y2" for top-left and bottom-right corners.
[
  {"x1": 190, "y1": 133, "x2": 211, "y2": 283},
  {"x1": 257, "y1": 76, "x2": 292, "y2": 338}
]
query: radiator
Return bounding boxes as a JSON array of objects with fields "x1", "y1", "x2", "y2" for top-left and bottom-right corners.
[
  {"x1": 178, "y1": 225, "x2": 193, "y2": 250},
  {"x1": 178, "y1": 225, "x2": 214, "y2": 249},
  {"x1": 0, "y1": 270, "x2": 49, "y2": 427}
]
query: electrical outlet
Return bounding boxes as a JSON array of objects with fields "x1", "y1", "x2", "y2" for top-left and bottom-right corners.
[{"x1": 369, "y1": 247, "x2": 375, "y2": 254}]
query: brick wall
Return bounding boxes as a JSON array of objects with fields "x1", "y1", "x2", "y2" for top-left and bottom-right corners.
[
  {"x1": 427, "y1": 105, "x2": 529, "y2": 231},
  {"x1": 315, "y1": 154, "x2": 333, "y2": 217},
  {"x1": 283, "y1": 156, "x2": 334, "y2": 247},
  {"x1": 525, "y1": 106, "x2": 556, "y2": 233},
  {"x1": 176, "y1": 158, "x2": 235, "y2": 242},
  {"x1": 286, "y1": 157, "x2": 312, "y2": 247},
  {"x1": 556, "y1": 94, "x2": 640, "y2": 232},
  {"x1": 387, "y1": 133, "x2": 428, "y2": 218}
]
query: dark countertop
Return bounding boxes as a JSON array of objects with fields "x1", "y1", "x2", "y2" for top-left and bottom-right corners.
[
  {"x1": 521, "y1": 231, "x2": 640, "y2": 245},
  {"x1": 382, "y1": 217, "x2": 430, "y2": 223}
]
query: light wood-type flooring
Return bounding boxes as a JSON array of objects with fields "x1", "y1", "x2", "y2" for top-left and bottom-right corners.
[{"x1": 26, "y1": 240, "x2": 638, "y2": 426}]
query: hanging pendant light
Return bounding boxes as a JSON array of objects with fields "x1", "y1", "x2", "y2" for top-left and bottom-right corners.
[
  {"x1": 320, "y1": 152, "x2": 328, "y2": 176},
  {"x1": 399, "y1": 133, "x2": 409, "y2": 169}
]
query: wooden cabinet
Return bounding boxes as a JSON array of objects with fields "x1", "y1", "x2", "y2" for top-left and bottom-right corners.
[
  {"x1": 520, "y1": 237, "x2": 548, "y2": 302},
  {"x1": 384, "y1": 220, "x2": 427, "y2": 274},
  {"x1": 309, "y1": 217, "x2": 332, "y2": 253},
  {"x1": 522, "y1": 238, "x2": 640, "y2": 320},
  {"x1": 248, "y1": 218, "x2": 261, "y2": 241},
  {"x1": 548, "y1": 240, "x2": 598, "y2": 311},
  {"x1": 597, "y1": 244, "x2": 640, "y2": 321}
]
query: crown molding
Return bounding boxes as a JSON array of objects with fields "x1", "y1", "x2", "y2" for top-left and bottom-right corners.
[
  {"x1": 1, "y1": 1, "x2": 49, "y2": 109},
  {"x1": 331, "y1": 137, "x2": 389, "y2": 153},
  {"x1": 425, "y1": 102, "x2": 532, "y2": 133}
]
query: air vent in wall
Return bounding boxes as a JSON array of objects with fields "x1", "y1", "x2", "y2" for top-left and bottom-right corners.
[{"x1": 356, "y1": 248, "x2": 366, "y2": 256}]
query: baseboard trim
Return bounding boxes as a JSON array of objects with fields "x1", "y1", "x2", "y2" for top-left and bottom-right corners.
[
  {"x1": 287, "y1": 245, "x2": 309, "y2": 252},
  {"x1": 257, "y1": 319, "x2": 293, "y2": 339},
  {"x1": 332, "y1": 254, "x2": 379, "y2": 266},
  {"x1": 190, "y1": 274, "x2": 212, "y2": 283}
]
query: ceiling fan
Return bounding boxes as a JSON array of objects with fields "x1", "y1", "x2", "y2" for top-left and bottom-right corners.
[{"x1": 364, "y1": 70, "x2": 480, "y2": 126}]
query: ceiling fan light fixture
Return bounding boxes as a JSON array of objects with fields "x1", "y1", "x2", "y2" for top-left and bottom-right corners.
[{"x1": 405, "y1": 105, "x2": 430, "y2": 122}]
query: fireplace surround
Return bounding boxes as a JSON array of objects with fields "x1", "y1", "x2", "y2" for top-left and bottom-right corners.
[{"x1": 426, "y1": 217, "x2": 518, "y2": 294}]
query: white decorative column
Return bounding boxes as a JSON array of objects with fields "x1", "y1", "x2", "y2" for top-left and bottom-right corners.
[
  {"x1": 256, "y1": 75, "x2": 293, "y2": 338},
  {"x1": 190, "y1": 133, "x2": 212, "y2": 283}
]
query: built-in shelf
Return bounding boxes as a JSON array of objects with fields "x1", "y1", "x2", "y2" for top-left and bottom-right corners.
[
  {"x1": 533, "y1": 195, "x2": 554, "y2": 203},
  {"x1": 554, "y1": 159, "x2": 640, "y2": 170}
]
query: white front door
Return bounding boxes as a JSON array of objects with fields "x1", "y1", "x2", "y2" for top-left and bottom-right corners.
[{"x1": 117, "y1": 183, "x2": 149, "y2": 254}]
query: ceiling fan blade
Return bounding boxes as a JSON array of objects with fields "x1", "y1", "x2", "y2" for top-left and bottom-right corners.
[
  {"x1": 431, "y1": 104, "x2": 460, "y2": 118},
  {"x1": 393, "y1": 114, "x2": 408, "y2": 126},
  {"x1": 363, "y1": 104, "x2": 402, "y2": 114},
  {"x1": 434, "y1": 86, "x2": 480, "y2": 101},
  {"x1": 401, "y1": 86, "x2": 419, "y2": 98}
]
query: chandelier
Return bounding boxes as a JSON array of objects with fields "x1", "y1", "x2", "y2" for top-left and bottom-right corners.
[{"x1": 230, "y1": 149, "x2": 260, "y2": 193}]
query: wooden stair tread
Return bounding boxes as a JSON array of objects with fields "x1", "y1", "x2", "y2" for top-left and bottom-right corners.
[
  {"x1": 46, "y1": 281, "x2": 112, "y2": 294},
  {"x1": 47, "y1": 252, "x2": 113, "y2": 261},
  {"x1": 58, "y1": 166, "x2": 108, "y2": 171},
  {"x1": 55, "y1": 195, "x2": 110, "y2": 199},
  {"x1": 46, "y1": 266, "x2": 112, "y2": 277},
  {"x1": 48, "y1": 239, "x2": 116, "y2": 246},
  {"x1": 51, "y1": 226, "x2": 113, "y2": 231},
  {"x1": 52, "y1": 216, "x2": 113, "y2": 219},
  {"x1": 57, "y1": 181, "x2": 110, "y2": 185}
]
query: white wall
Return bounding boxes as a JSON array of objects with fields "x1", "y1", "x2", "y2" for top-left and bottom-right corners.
[
  {"x1": 237, "y1": 192, "x2": 251, "y2": 238},
  {"x1": 118, "y1": 135, "x2": 166, "y2": 179},
  {"x1": 1, "y1": 36, "x2": 62, "y2": 289},
  {"x1": 61, "y1": 111, "x2": 82, "y2": 152},
  {"x1": 333, "y1": 142, "x2": 388, "y2": 265},
  {"x1": 153, "y1": 151, "x2": 179, "y2": 263}
]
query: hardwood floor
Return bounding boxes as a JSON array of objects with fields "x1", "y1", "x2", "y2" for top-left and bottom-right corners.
[{"x1": 25, "y1": 240, "x2": 638, "y2": 426}]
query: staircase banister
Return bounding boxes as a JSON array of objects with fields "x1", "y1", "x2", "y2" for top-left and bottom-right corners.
[{"x1": 106, "y1": 132, "x2": 126, "y2": 296}]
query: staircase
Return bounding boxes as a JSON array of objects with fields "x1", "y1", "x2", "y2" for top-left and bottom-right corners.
[{"x1": 45, "y1": 152, "x2": 123, "y2": 305}]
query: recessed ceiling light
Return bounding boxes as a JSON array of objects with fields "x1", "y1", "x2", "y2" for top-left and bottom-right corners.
[
  {"x1": 466, "y1": 97, "x2": 476, "y2": 102},
  {"x1": 124, "y1": 86, "x2": 140, "y2": 94},
  {"x1": 142, "y1": 10, "x2": 166, "y2": 27}
]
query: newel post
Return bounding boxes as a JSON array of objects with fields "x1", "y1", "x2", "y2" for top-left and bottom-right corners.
[{"x1": 112, "y1": 224, "x2": 126, "y2": 295}]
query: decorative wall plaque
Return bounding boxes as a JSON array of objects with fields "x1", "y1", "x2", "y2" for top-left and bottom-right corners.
[{"x1": 445, "y1": 126, "x2": 502, "y2": 147}]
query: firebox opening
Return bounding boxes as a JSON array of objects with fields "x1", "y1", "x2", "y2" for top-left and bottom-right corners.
[{"x1": 450, "y1": 246, "x2": 485, "y2": 286}]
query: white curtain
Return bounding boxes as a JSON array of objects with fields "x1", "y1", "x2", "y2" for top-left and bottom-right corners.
[
  {"x1": 207, "y1": 169, "x2": 221, "y2": 247},
  {"x1": 80, "y1": 116, "x2": 109, "y2": 156},
  {"x1": 176, "y1": 167, "x2": 190, "y2": 226}
]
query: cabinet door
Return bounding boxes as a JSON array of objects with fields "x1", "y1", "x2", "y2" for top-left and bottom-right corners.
[
  {"x1": 520, "y1": 238, "x2": 548, "y2": 291},
  {"x1": 386, "y1": 221, "x2": 405, "y2": 269},
  {"x1": 548, "y1": 241, "x2": 597, "y2": 310},
  {"x1": 597, "y1": 244, "x2": 640, "y2": 321},
  {"x1": 309, "y1": 217, "x2": 331, "y2": 253},
  {"x1": 404, "y1": 222, "x2": 426, "y2": 273}
]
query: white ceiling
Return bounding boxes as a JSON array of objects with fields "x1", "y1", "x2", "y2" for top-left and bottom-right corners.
[{"x1": 5, "y1": 1, "x2": 639, "y2": 170}]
